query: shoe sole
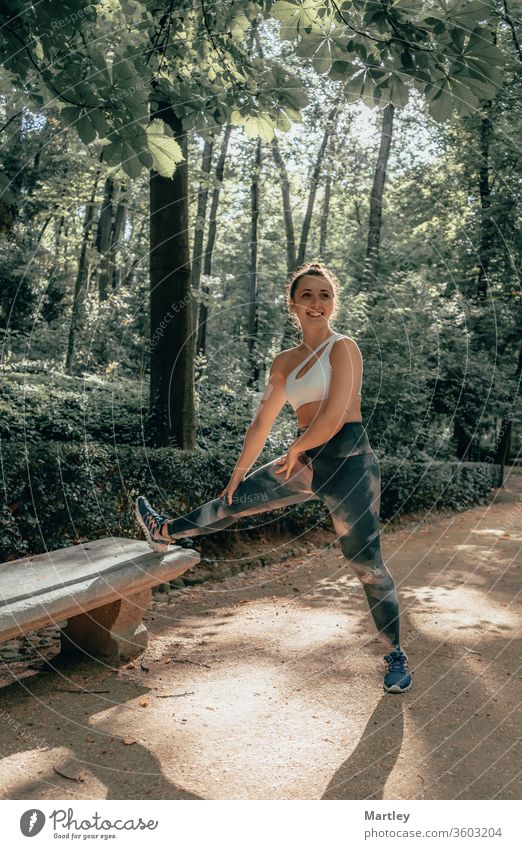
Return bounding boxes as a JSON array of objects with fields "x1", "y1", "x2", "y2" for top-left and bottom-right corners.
[
  {"x1": 135, "y1": 497, "x2": 171, "y2": 554},
  {"x1": 383, "y1": 680, "x2": 413, "y2": 693}
]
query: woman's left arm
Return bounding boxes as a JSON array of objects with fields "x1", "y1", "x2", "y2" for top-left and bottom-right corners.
[{"x1": 275, "y1": 337, "x2": 363, "y2": 480}]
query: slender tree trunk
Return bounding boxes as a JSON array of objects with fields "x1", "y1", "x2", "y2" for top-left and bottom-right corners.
[
  {"x1": 247, "y1": 140, "x2": 262, "y2": 389},
  {"x1": 192, "y1": 135, "x2": 214, "y2": 354},
  {"x1": 149, "y1": 98, "x2": 195, "y2": 448},
  {"x1": 502, "y1": 0, "x2": 522, "y2": 61},
  {"x1": 110, "y1": 183, "x2": 127, "y2": 291},
  {"x1": 65, "y1": 171, "x2": 100, "y2": 372},
  {"x1": 362, "y1": 103, "x2": 395, "y2": 291},
  {"x1": 196, "y1": 124, "x2": 232, "y2": 356},
  {"x1": 493, "y1": 340, "x2": 522, "y2": 485},
  {"x1": 319, "y1": 171, "x2": 331, "y2": 258},
  {"x1": 270, "y1": 136, "x2": 297, "y2": 271},
  {"x1": 297, "y1": 100, "x2": 340, "y2": 265},
  {"x1": 476, "y1": 107, "x2": 494, "y2": 300},
  {"x1": 453, "y1": 419, "x2": 472, "y2": 461},
  {"x1": 0, "y1": 102, "x2": 22, "y2": 233},
  {"x1": 279, "y1": 99, "x2": 342, "y2": 349},
  {"x1": 122, "y1": 216, "x2": 147, "y2": 288},
  {"x1": 96, "y1": 176, "x2": 115, "y2": 300}
]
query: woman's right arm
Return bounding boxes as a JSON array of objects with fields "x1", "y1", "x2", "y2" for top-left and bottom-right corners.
[{"x1": 220, "y1": 354, "x2": 288, "y2": 504}]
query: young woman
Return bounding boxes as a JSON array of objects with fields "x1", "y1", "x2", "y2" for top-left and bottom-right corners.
[{"x1": 136, "y1": 261, "x2": 412, "y2": 693}]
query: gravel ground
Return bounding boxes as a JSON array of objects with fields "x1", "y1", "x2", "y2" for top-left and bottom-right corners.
[{"x1": 0, "y1": 469, "x2": 520, "y2": 800}]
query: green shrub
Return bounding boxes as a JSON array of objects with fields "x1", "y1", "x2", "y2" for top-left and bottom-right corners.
[
  {"x1": 0, "y1": 441, "x2": 501, "y2": 561},
  {"x1": 0, "y1": 367, "x2": 146, "y2": 444}
]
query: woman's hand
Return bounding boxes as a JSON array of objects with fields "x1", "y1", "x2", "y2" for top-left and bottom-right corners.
[
  {"x1": 219, "y1": 471, "x2": 245, "y2": 506},
  {"x1": 274, "y1": 445, "x2": 301, "y2": 481}
]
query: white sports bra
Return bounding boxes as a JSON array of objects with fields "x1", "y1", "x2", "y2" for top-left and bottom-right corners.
[{"x1": 285, "y1": 332, "x2": 361, "y2": 413}]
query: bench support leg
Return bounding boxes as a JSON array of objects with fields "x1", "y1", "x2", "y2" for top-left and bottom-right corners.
[{"x1": 60, "y1": 589, "x2": 151, "y2": 662}]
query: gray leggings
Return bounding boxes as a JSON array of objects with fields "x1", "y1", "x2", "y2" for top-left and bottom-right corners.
[{"x1": 165, "y1": 423, "x2": 400, "y2": 650}]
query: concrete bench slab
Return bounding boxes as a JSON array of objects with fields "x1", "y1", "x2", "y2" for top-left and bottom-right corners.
[{"x1": 0, "y1": 537, "x2": 200, "y2": 662}]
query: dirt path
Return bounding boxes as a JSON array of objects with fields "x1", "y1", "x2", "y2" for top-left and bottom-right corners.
[{"x1": 1, "y1": 470, "x2": 520, "y2": 800}]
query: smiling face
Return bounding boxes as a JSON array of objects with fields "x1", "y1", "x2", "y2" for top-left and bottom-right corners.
[{"x1": 290, "y1": 274, "x2": 335, "y2": 331}]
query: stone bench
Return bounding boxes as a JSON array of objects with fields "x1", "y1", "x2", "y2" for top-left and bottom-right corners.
[{"x1": 0, "y1": 537, "x2": 200, "y2": 662}]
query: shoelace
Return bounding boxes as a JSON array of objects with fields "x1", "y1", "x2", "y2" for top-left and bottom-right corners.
[
  {"x1": 143, "y1": 506, "x2": 160, "y2": 535},
  {"x1": 384, "y1": 652, "x2": 409, "y2": 673}
]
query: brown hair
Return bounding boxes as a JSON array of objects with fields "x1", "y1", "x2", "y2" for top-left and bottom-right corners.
[{"x1": 286, "y1": 260, "x2": 340, "y2": 331}]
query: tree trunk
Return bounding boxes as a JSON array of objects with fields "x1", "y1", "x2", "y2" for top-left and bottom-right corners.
[
  {"x1": 122, "y1": 215, "x2": 147, "y2": 288},
  {"x1": 270, "y1": 136, "x2": 297, "y2": 271},
  {"x1": 65, "y1": 171, "x2": 100, "y2": 373},
  {"x1": 192, "y1": 135, "x2": 214, "y2": 353},
  {"x1": 96, "y1": 176, "x2": 115, "y2": 300},
  {"x1": 453, "y1": 419, "x2": 472, "y2": 461},
  {"x1": 493, "y1": 340, "x2": 522, "y2": 485},
  {"x1": 110, "y1": 183, "x2": 127, "y2": 291},
  {"x1": 319, "y1": 171, "x2": 331, "y2": 258},
  {"x1": 149, "y1": 99, "x2": 195, "y2": 449},
  {"x1": 196, "y1": 124, "x2": 232, "y2": 357},
  {"x1": 362, "y1": 102, "x2": 395, "y2": 292},
  {"x1": 297, "y1": 100, "x2": 340, "y2": 265},
  {"x1": 279, "y1": 99, "x2": 341, "y2": 349},
  {"x1": 0, "y1": 102, "x2": 22, "y2": 233},
  {"x1": 247, "y1": 139, "x2": 262, "y2": 389},
  {"x1": 476, "y1": 108, "x2": 493, "y2": 300}
]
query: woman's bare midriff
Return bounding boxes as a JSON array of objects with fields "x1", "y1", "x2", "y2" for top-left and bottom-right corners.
[{"x1": 296, "y1": 399, "x2": 362, "y2": 432}]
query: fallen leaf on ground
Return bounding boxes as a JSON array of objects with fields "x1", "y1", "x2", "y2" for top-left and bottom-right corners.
[{"x1": 53, "y1": 764, "x2": 85, "y2": 782}]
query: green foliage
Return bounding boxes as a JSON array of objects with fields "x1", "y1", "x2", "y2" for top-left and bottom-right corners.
[
  {"x1": 0, "y1": 439, "x2": 500, "y2": 561},
  {"x1": 0, "y1": 1, "x2": 309, "y2": 171},
  {"x1": 271, "y1": 0, "x2": 505, "y2": 118},
  {"x1": 0, "y1": 239, "x2": 37, "y2": 330},
  {"x1": 378, "y1": 455, "x2": 501, "y2": 518},
  {"x1": 0, "y1": 367, "x2": 146, "y2": 444},
  {"x1": 145, "y1": 119, "x2": 183, "y2": 178}
]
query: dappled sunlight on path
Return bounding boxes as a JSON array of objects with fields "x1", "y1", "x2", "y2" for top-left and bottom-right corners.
[{"x1": 0, "y1": 470, "x2": 520, "y2": 799}]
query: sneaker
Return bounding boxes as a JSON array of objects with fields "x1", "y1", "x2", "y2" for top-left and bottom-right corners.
[
  {"x1": 135, "y1": 496, "x2": 171, "y2": 553},
  {"x1": 383, "y1": 647, "x2": 412, "y2": 693}
]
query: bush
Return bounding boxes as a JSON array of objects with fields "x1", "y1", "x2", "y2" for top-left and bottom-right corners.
[
  {"x1": 0, "y1": 367, "x2": 146, "y2": 444},
  {"x1": 0, "y1": 441, "x2": 501, "y2": 561}
]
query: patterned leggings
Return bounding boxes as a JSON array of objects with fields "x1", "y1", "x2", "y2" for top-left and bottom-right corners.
[{"x1": 164, "y1": 422, "x2": 400, "y2": 651}]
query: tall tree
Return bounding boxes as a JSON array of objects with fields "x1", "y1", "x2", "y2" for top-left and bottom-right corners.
[
  {"x1": 319, "y1": 171, "x2": 332, "y2": 259},
  {"x1": 95, "y1": 176, "x2": 115, "y2": 301},
  {"x1": 192, "y1": 135, "x2": 214, "y2": 354},
  {"x1": 362, "y1": 103, "x2": 395, "y2": 293},
  {"x1": 279, "y1": 98, "x2": 342, "y2": 348},
  {"x1": 271, "y1": 136, "x2": 297, "y2": 272},
  {"x1": 149, "y1": 99, "x2": 195, "y2": 448},
  {"x1": 297, "y1": 98, "x2": 342, "y2": 265},
  {"x1": 65, "y1": 170, "x2": 100, "y2": 373},
  {"x1": 196, "y1": 124, "x2": 233, "y2": 357},
  {"x1": 110, "y1": 183, "x2": 127, "y2": 291},
  {"x1": 248, "y1": 139, "x2": 262, "y2": 389}
]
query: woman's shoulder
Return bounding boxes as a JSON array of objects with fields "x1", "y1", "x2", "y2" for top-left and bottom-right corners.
[
  {"x1": 270, "y1": 347, "x2": 300, "y2": 378},
  {"x1": 330, "y1": 335, "x2": 363, "y2": 365},
  {"x1": 332, "y1": 334, "x2": 360, "y2": 349}
]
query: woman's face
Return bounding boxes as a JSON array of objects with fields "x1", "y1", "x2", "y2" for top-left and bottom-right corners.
[{"x1": 290, "y1": 275, "x2": 335, "y2": 331}]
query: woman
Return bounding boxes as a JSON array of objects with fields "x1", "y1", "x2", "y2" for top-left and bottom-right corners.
[{"x1": 136, "y1": 261, "x2": 412, "y2": 693}]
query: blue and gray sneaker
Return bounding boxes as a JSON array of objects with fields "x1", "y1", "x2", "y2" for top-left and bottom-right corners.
[
  {"x1": 383, "y1": 647, "x2": 412, "y2": 693},
  {"x1": 135, "y1": 496, "x2": 171, "y2": 553}
]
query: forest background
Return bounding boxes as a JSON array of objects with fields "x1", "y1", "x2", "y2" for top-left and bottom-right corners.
[{"x1": 0, "y1": 0, "x2": 520, "y2": 561}]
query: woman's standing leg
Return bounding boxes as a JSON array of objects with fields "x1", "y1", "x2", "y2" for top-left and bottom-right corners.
[
  {"x1": 309, "y1": 448, "x2": 411, "y2": 691},
  {"x1": 137, "y1": 453, "x2": 318, "y2": 546},
  {"x1": 312, "y1": 451, "x2": 400, "y2": 649}
]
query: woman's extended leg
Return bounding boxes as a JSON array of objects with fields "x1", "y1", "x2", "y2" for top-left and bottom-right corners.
[
  {"x1": 311, "y1": 451, "x2": 401, "y2": 652},
  {"x1": 136, "y1": 453, "x2": 318, "y2": 548}
]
